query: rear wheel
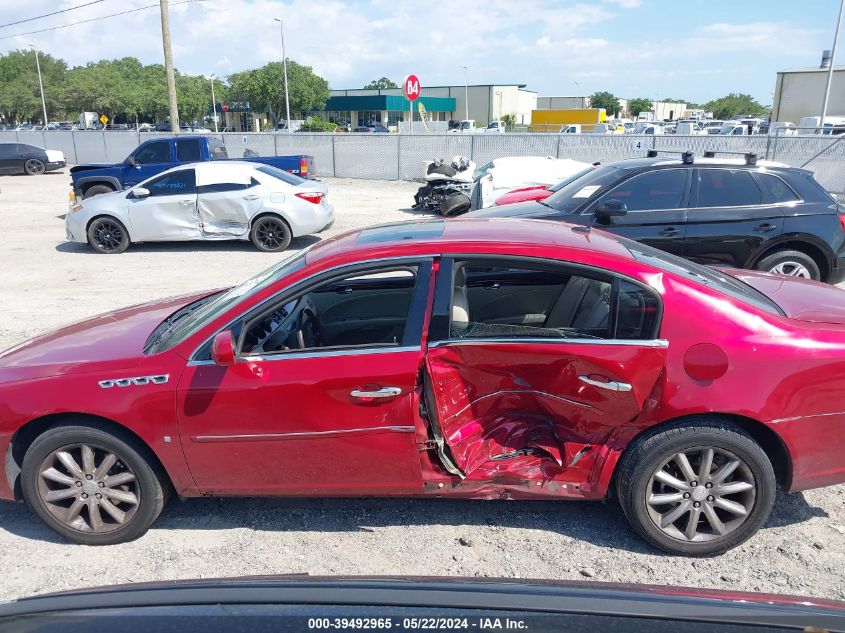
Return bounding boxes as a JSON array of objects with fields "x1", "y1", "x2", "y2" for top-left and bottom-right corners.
[
  {"x1": 250, "y1": 215, "x2": 292, "y2": 252},
  {"x1": 87, "y1": 217, "x2": 130, "y2": 254},
  {"x1": 21, "y1": 425, "x2": 167, "y2": 545},
  {"x1": 755, "y1": 249, "x2": 820, "y2": 280},
  {"x1": 616, "y1": 419, "x2": 776, "y2": 556},
  {"x1": 83, "y1": 184, "x2": 116, "y2": 198},
  {"x1": 24, "y1": 159, "x2": 45, "y2": 175}
]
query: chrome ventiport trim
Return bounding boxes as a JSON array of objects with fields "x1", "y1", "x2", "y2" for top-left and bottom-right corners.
[
  {"x1": 187, "y1": 346, "x2": 421, "y2": 366},
  {"x1": 429, "y1": 338, "x2": 669, "y2": 348},
  {"x1": 98, "y1": 374, "x2": 169, "y2": 389}
]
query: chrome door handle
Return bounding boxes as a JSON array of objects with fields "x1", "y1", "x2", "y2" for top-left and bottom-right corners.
[
  {"x1": 578, "y1": 375, "x2": 632, "y2": 392},
  {"x1": 243, "y1": 194, "x2": 261, "y2": 200},
  {"x1": 754, "y1": 223, "x2": 777, "y2": 232},
  {"x1": 178, "y1": 199, "x2": 194, "y2": 206},
  {"x1": 350, "y1": 387, "x2": 402, "y2": 399}
]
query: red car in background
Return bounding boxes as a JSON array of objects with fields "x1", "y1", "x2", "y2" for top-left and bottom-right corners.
[
  {"x1": 493, "y1": 164, "x2": 597, "y2": 206},
  {"x1": 2, "y1": 218, "x2": 845, "y2": 555}
]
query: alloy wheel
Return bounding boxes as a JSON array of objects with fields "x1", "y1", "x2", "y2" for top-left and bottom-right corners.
[
  {"x1": 92, "y1": 220, "x2": 124, "y2": 252},
  {"x1": 769, "y1": 261, "x2": 811, "y2": 278},
  {"x1": 24, "y1": 159, "x2": 45, "y2": 175},
  {"x1": 645, "y1": 446, "x2": 756, "y2": 542},
  {"x1": 36, "y1": 443, "x2": 140, "y2": 533},
  {"x1": 255, "y1": 218, "x2": 285, "y2": 250}
]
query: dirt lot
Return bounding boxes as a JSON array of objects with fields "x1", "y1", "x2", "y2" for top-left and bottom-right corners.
[{"x1": 0, "y1": 172, "x2": 843, "y2": 601}]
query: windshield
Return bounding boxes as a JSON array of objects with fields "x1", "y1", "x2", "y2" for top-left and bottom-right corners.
[
  {"x1": 460, "y1": 121, "x2": 473, "y2": 130},
  {"x1": 543, "y1": 164, "x2": 624, "y2": 212},
  {"x1": 547, "y1": 167, "x2": 595, "y2": 192},
  {"x1": 145, "y1": 251, "x2": 308, "y2": 354},
  {"x1": 256, "y1": 164, "x2": 306, "y2": 186}
]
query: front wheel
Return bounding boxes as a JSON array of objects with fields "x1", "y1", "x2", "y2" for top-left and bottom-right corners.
[
  {"x1": 20, "y1": 425, "x2": 167, "y2": 545},
  {"x1": 616, "y1": 419, "x2": 776, "y2": 556},
  {"x1": 24, "y1": 158, "x2": 45, "y2": 175},
  {"x1": 755, "y1": 249, "x2": 820, "y2": 280},
  {"x1": 250, "y1": 216, "x2": 292, "y2": 252},
  {"x1": 87, "y1": 217, "x2": 130, "y2": 254}
]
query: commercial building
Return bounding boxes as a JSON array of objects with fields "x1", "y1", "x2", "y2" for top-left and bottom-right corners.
[
  {"x1": 772, "y1": 56, "x2": 845, "y2": 123},
  {"x1": 318, "y1": 84, "x2": 537, "y2": 129}
]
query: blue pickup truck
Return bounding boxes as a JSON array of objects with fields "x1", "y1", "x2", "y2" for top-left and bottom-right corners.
[{"x1": 70, "y1": 135, "x2": 315, "y2": 198}]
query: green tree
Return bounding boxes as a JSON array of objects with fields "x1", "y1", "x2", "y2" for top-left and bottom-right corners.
[
  {"x1": 628, "y1": 97, "x2": 653, "y2": 117},
  {"x1": 363, "y1": 76, "x2": 398, "y2": 90},
  {"x1": 588, "y1": 91, "x2": 621, "y2": 116},
  {"x1": 0, "y1": 49, "x2": 67, "y2": 123},
  {"x1": 228, "y1": 60, "x2": 329, "y2": 124},
  {"x1": 298, "y1": 115, "x2": 337, "y2": 132},
  {"x1": 704, "y1": 93, "x2": 768, "y2": 120}
]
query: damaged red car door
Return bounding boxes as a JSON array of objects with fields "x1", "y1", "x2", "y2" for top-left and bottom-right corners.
[{"x1": 423, "y1": 257, "x2": 666, "y2": 483}]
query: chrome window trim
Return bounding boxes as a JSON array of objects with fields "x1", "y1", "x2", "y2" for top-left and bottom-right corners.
[
  {"x1": 187, "y1": 254, "x2": 439, "y2": 362},
  {"x1": 187, "y1": 345, "x2": 422, "y2": 366},
  {"x1": 429, "y1": 338, "x2": 669, "y2": 348}
]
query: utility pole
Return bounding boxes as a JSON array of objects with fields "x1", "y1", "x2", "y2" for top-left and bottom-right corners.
[
  {"x1": 209, "y1": 74, "x2": 218, "y2": 133},
  {"x1": 462, "y1": 65, "x2": 469, "y2": 121},
  {"x1": 159, "y1": 0, "x2": 179, "y2": 133},
  {"x1": 274, "y1": 17, "x2": 292, "y2": 134},
  {"x1": 28, "y1": 44, "x2": 48, "y2": 127},
  {"x1": 821, "y1": 0, "x2": 845, "y2": 128}
]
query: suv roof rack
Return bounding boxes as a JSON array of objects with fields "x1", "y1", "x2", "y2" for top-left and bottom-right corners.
[
  {"x1": 702, "y1": 150, "x2": 758, "y2": 166},
  {"x1": 645, "y1": 149, "x2": 694, "y2": 164}
]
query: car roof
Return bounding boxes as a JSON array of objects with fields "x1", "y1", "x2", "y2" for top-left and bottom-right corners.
[
  {"x1": 612, "y1": 157, "x2": 790, "y2": 170},
  {"x1": 305, "y1": 217, "x2": 635, "y2": 266}
]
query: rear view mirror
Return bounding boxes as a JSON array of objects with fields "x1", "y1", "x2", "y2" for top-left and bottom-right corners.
[
  {"x1": 211, "y1": 330, "x2": 236, "y2": 367},
  {"x1": 132, "y1": 187, "x2": 150, "y2": 199},
  {"x1": 595, "y1": 199, "x2": 627, "y2": 221}
]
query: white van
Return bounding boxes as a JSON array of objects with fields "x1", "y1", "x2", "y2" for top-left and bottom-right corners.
[
  {"x1": 798, "y1": 116, "x2": 845, "y2": 135},
  {"x1": 719, "y1": 122, "x2": 748, "y2": 135},
  {"x1": 559, "y1": 124, "x2": 581, "y2": 134}
]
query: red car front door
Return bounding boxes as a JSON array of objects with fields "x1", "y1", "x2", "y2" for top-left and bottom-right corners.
[
  {"x1": 175, "y1": 260, "x2": 434, "y2": 495},
  {"x1": 422, "y1": 257, "x2": 667, "y2": 481}
]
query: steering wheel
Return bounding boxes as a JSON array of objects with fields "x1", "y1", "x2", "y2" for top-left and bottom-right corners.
[{"x1": 295, "y1": 307, "x2": 323, "y2": 349}]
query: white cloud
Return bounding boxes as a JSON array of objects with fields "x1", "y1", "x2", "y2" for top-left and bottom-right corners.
[{"x1": 603, "y1": 0, "x2": 641, "y2": 7}]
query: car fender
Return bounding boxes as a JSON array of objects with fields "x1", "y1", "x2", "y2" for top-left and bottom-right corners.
[
  {"x1": 75, "y1": 175, "x2": 123, "y2": 195},
  {"x1": 745, "y1": 232, "x2": 835, "y2": 273},
  {"x1": 84, "y1": 210, "x2": 138, "y2": 242}
]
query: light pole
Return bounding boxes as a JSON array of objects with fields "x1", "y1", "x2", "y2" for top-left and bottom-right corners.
[
  {"x1": 274, "y1": 17, "x2": 292, "y2": 134},
  {"x1": 28, "y1": 43, "x2": 48, "y2": 127},
  {"x1": 821, "y1": 0, "x2": 845, "y2": 129},
  {"x1": 462, "y1": 65, "x2": 469, "y2": 122},
  {"x1": 209, "y1": 74, "x2": 218, "y2": 133}
]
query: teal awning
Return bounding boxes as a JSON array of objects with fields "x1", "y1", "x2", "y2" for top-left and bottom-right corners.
[{"x1": 324, "y1": 95, "x2": 455, "y2": 112}]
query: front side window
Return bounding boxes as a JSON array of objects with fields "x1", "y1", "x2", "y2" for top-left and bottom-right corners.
[
  {"x1": 448, "y1": 262, "x2": 660, "y2": 341},
  {"x1": 176, "y1": 139, "x2": 202, "y2": 162},
  {"x1": 145, "y1": 169, "x2": 196, "y2": 197},
  {"x1": 133, "y1": 141, "x2": 170, "y2": 164},
  {"x1": 598, "y1": 169, "x2": 686, "y2": 212},
  {"x1": 696, "y1": 169, "x2": 762, "y2": 207}
]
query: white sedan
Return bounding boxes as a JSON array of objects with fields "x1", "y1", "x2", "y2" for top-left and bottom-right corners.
[{"x1": 65, "y1": 162, "x2": 334, "y2": 253}]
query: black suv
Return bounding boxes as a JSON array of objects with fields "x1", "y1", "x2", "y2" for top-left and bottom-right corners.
[{"x1": 475, "y1": 151, "x2": 845, "y2": 283}]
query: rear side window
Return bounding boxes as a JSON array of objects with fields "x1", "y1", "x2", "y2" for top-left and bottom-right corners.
[
  {"x1": 599, "y1": 169, "x2": 686, "y2": 212},
  {"x1": 256, "y1": 164, "x2": 305, "y2": 186},
  {"x1": 755, "y1": 173, "x2": 799, "y2": 203},
  {"x1": 176, "y1": 139, "x2": 202, "y2": 162},
  {"x1": 696, "y1": 169, "x2": 762, "y2": 207}
]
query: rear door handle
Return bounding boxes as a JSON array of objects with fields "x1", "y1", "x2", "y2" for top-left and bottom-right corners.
[
  {"x1": 579, "y1": 375, "x2": 632, "y2": 392},
  {"x1": 350, "y1": 387, "x2": 402, "y2": 400},
  {"x1": 754, "y1": 223, "x2": 777, "y2": 232},
  {"x1": 243, "y1": 194, "x2": 260, "y2": 200},
  {"x1": 178, "y1": 199, "x2": 194, "y2": 206},
  {"x1": 658, "y1": 227, "x2": 681, "y2": 237}
]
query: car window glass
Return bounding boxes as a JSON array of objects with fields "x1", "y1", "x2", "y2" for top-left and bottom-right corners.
[
  {"x1": 599, "y1": 169, "x2": 686, "y2": 211},
  {"x1": 198, "y1": 181, "x2": 253, "y2": 194},
  {"x1": 256, "y1": 164, "x2": 305, "y2": 186},
  {"x1": 755, "y1": 173, "x2": 799, "y2": 203},
  {"x1": 176, "y1": 139, "x2": 202, "y2": 162},
  {"x1": 0, "y1": 144, "x2": 15, "y2": 158},
  {"x1": 697, "y1": 169, "x2": 762, "y2": 207},
  {"x1": 146, "y1": 169, "x2": 196, "y2": 196},
  {"x1": 133, "y1": 141, "x2": 170, "y2": 164},
  {"x1": 240, "y1": 266, "x2": 419, "y2": 355}
]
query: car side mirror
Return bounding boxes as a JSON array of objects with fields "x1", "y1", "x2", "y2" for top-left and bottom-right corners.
[
  {"x1": 211, "y1": 330, "x2": 237, "y2": 367},
  {"x1": 126, "y1": 156, "x2": 138, "y2": 167},
  {"x1": 132, "y1": 187, "x2": 150, "y2": 199},
  {"x1": 595, "y1": 199, "x2": 627, "y2": 221}
]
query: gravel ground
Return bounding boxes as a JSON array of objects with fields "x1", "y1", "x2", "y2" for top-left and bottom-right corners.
[{"x1": 0, "y1": 172, "x2": 843, "y2": 601}]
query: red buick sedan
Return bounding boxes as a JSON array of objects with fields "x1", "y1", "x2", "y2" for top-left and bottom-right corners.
[{"x1": 2, "y1": 218, "x2": 845, "y2": 555}]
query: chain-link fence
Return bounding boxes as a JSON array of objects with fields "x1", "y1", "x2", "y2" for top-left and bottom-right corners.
[{"x1": 1, "y1": 129, "x2": 843, "y2": 195}]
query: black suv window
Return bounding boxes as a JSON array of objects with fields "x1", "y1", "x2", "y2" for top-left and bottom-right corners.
[
  {"x1": 176, "y1": 139, "x2": 202, "y2": 162},
  {"x1": 146, "y1": 169, "x2": 196, "y2": 196},
  {"x1": 133, "y1": 141, "x2": 170, "y2": 165},
  {"x1": 598, "y1": 169, "x2": 686, "y2": 212},
  {"x1": 755, "y1": 173, "x2": 799, "y2": 203},
  {"x1": 696, "y1": 169, "x2": 762, "y2": 207}
]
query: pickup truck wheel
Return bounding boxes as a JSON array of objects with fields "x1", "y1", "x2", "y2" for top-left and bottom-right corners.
[
  {"x1": 87, "y1": 217, "x2": 130, "y2": 254},
  {"x1": 755, "y1": 250, "x2": 820, "y2": 280},
  {"x1": 24, "y1": 159, "x2": 45, "y2": 175},
  {"x1": 83, "y1": 184, "x2": 115, "y2": 198},
  {"x1": 251, "y1": 216, "x2": 292, "y2": 252}
]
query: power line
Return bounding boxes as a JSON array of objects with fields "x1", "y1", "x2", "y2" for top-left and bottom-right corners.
[
  {"x1": 0, "y1": 0, "x2": 107, "y2": 30},
  {"x1": 0, "y1": 0, "x2": 202, "y2": 42}
]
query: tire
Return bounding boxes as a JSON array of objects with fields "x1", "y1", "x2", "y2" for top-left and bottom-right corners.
[
  {"x1": 87, "y1": 216, "x2": 130, "y2": 254},
  {"x1": 83, "y1": 184, "x2": 116, "y2": 198},
  {"x1": 250, "y1": 215, "x2": 292, "y2": 252},
  {"x1": 439, "y1": 192, "x2": 471, "y2": 216},
  {"x1": 616, "y1": 418, "x2": 776, "y2": 556},
  {"x1": 755, "y1": 249, "x2": 820, "y2": 281},
  {"x1": 20, "y1": 424, "x2": 168, "y2": 545},
  {"x1": 24, "y1": 158, "x2": 45, "y2": 175}
]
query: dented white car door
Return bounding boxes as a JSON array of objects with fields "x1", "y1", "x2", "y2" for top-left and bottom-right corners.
[
  {"x1": 127, "y1": 167, "x2": 201, "y2": 241},
  {"x1": 196, "y1": 167, "x2": 264, "y2": 237}
]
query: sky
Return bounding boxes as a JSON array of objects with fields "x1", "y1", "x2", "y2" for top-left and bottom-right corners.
[{"x1": 0, "y1": 0, "x2": 840, "y2": 105}]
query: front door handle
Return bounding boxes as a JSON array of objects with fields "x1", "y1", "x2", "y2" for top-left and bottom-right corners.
[
  {"x1": 350, "y1": 387, "x2": 402, "y2": 400},
  {"x1": 579, "y1": 375, "x2": 632, "y2": 392},
  {"x1": 658, "y1": 227, "x2": 681, "y2": 237},
  {"x1": 178, "y1": 199, "x2": 194, "y2": 206},
  {"x1": 754, "y1": 223, "x2": 777, "y2": 232},
  {"x1": 243, "y1": 194, "x2": 260, "y2": 200}
]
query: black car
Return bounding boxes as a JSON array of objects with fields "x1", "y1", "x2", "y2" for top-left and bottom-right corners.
[
  {"x1": 0, "y1": 142, "x2": 66, "y2": 175},
  {"x1": 476, "y1": 151, "x2": 845, "y2": 283}
]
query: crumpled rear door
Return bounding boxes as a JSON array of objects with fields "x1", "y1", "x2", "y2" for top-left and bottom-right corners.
[
  {"x1": 196, "y1": 172, "x2": 264, "y2": 237},
  {"x1": 424, "y1": 341, "x2": 666, "y2": 479}
]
